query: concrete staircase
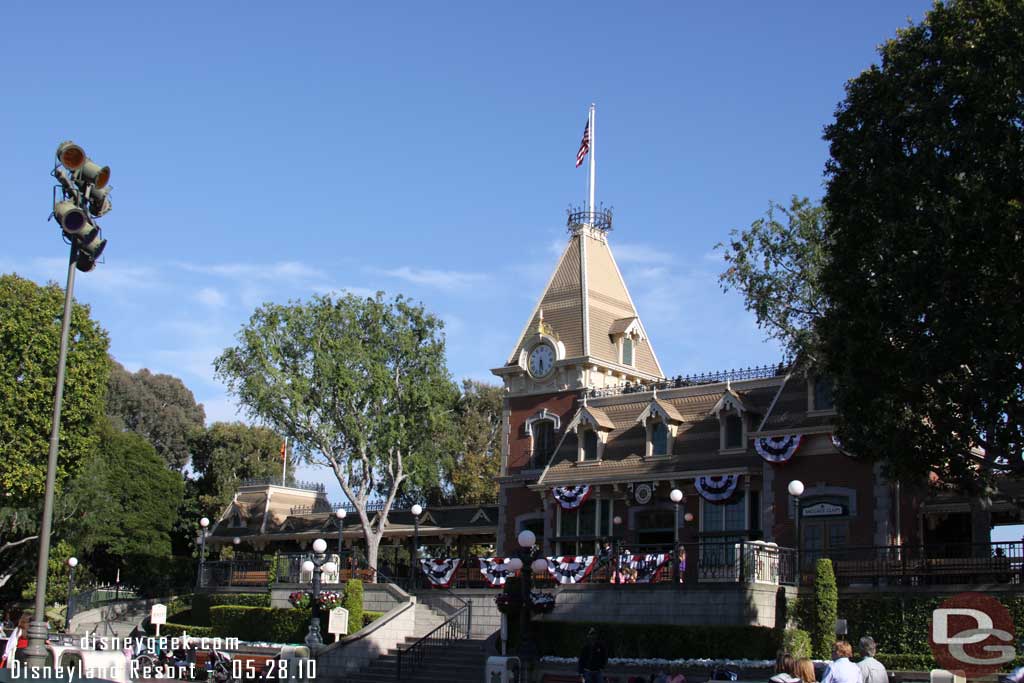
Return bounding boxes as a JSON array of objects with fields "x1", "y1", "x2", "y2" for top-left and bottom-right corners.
[
  {"x1": 72, "y1": 601, "x2": 150, "y2": 638},
  {"x1": 333, "y1": 635, "x2": 489, "y2": 683}
]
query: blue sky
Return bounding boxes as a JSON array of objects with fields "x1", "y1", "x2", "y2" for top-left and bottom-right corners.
[{"x1": 2, "y1": 1, "x2": 948, "y2": 505}]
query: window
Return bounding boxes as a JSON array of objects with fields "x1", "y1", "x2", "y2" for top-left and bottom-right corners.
[
  {"x1": 531, "y1": 419, "x2": 556, "y2": 467},
  {"x1": 651, "y1": 421, "x2": 669, "y2": 456},
  {"x1": 557, "y1": 499, "x2": 612, "y2": 555},
  {"x1": 582, "y1": 429, "x2": 599, "y2": 461},
  {"x1": 702, "y1": 493, "x2": 746, "y2": 534},
  {"x1": 724, "y1": 414, "x2": 744, "y2": 449},
  {"x1": 635, "y1": 509, "x2": 675, "y2": 545},
  {"x1": 621, "y1": 337, "x2": 634, "y2": 366},
  {"x1": 813, "y1": 376, "x2": 835, "y2": 411},
  {"x1": 700, "y1": 493, "x2": 748, "y2": 579}
]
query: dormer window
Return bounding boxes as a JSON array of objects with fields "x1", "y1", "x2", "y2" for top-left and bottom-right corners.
[
  {"x1": 609, "y1": 317, "x2": 644, "y2": 369},
  {"x1": 636, "y1": 398, "x2": 682, "y2": 458},
  {"x1": 812, "y1": 376, "x2": 835, "y2": 412},
  {"x1": 650, "y1": 421, "x2": 669, "y2": 456},
  {"x1": 532, "y1": 419, "x2": 556, "y2": 468},
  {"x1": 581, "y1": 427, "x2": 600, "y2": 462},
  {"x1": 621, "y1": 337, "x2": 634, "y2": 366},
  {"x1": 724, "y1": 414, "x2": 744, "y2": 449}
]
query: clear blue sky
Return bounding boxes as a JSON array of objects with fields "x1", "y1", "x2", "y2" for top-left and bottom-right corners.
[{"x1": 4, "y1": 0, "x2": 957, "y2": 507}]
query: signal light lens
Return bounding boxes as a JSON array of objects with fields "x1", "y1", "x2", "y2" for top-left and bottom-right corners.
[
  {"x1": 54, "y1": 200, "x2": 89, "y2": 236},
  {"x1": 56, "y1": 141, "x2": 87, "y2": 170}
]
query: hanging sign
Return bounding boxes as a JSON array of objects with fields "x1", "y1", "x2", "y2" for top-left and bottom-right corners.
[
  {"x1": 802, "y1": 502, "x2": 845, "y2": 518},
  {"x1": 419, "y1": 558, "x2": 462, "y2": 588},
  {"x1": 694, "y1": 474, "x2": 740, "y2": 502},
  {"x1": 754, "y1": 434, "x2": 802, "y2": 464},
  {"x1": 552, "y1": 485, "x2": 592, "y2": 510},
  {"x1": 479, "y1": 557, "x2": 518, "y2": 587},
  {"x1": 545, "y1": 556, "x2": 596, "y2": 584}
]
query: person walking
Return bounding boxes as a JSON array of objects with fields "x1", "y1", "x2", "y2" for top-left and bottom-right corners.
[
  {"x1": 857, "y1": 637, "x2": 887, "y2": 683},
  {"x1": 578, "y1": 627, "x2": 609, "y2": 683},
  {"x1": 821, "y1": 641, "x2": 860, "y2": 683}
]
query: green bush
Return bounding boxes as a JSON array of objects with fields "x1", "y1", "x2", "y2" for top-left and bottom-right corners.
[
  {"x1": 532, "y1": 622, "x2": 779, "y2": 660},
  {"x1": 209, "y1": 605, "x2": 316, "y2": 644},
  {"x1": 782, "y1": 628, "x2": 812, "y2": 660},
  {"x1": 363, "y1": 611, "x2": 383, "y2": 627},
  {"x1": 812, "y1": 559, "x2": 838, "y2": 659},
  {"x1": 342, "y1": 579, "x2": 363, "y2": 636},
  {"x1": 192, "y1": 592, "x2": 270, "y2": 623}
]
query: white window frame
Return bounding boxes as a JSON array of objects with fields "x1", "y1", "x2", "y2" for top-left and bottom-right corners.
[
  {"x1": 645, "y1": 418, "x2": 675, "y2": 458},
  {"x1": 620, "y1": 335, "x2": 635, "y2": 367},
  {"x1": 718, "y1": 409, "x2": 746, "y2": 453},
  {"x1": 556, "y1": 499, "x2": 613, "y2": 555}
]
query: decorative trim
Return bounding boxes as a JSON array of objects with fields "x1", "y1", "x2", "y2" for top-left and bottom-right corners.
[
  {"x1": 419, "y1": 558, "x2": 461, "y2": 588},
  {"x1": 545, "y1": 556, "x2": 596, "y2": 584},
  {"x1": 695, "y1": 474, "x2": 741, "y2": 502},
  {"x1": 479, "y1": 557, "x2": 517, "y2": 587},
  {"x1": 754, "y1": 434, "x2": 802, "y2": 463},
  {"x1": 552, "y1": 485, "x2": 592, "y2": 510},
  {"x1": 525, "y1": 408, "x2": 562, "y2": 433}
]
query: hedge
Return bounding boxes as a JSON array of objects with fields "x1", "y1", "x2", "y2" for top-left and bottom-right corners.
[
  {"x1": 159, "y1": 623, "x2": 215, "y2": 639},
  {"x1": 531, "y1": 622, "x2": 780, "y2": 660},
  {"x1": 781, "y1": 628, "x2": 812, "y2": 660},
  {"x1": 343, "y1": 579, "x2": 363, "y2": 636},
  {"x1": 193, "y1": 592, "x2": 270, "y2": 623},
  {"x1": 363, "y1": 611, "x2": 384, "y2": 627},
  {"x1": 209, "y1": 605, "x2": 321, "y2": 644}
]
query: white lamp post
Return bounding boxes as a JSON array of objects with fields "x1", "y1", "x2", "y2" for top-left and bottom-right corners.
[
  {"x1": 335, "y1": 507, "x2": 347, "y2": 556},
  {"x1": 410, "y1": 504, "x2": 424, "y2": 588},
  {"x1": 670, "y1": 488, "x2": 684, "y2": 585},
  {"x1": 788, "y1": 480, "x2": 805, "y2": 579},
  {"x1": 65, "y1": 556, "x2": 79, "y2": 630}
]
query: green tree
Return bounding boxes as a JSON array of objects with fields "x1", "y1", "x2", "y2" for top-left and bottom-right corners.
[
  {"x1": 64, "y1": 420, "x2": 184, "y2": 572},
  {"x1": 0, "y1": 273, "x2": 111, "y2": 506},
  {"x1": 215, "y1": 292, "x2": 458, "y2": 572},
  {"x1": 106, "y1": 361, "x2": 206, "y2": 469},
  {"x1": 447, "y1": 380, "x2": 502, "y2": 505},
  {"x1": 819, "y1": 0, "x2": 1024, "y2": 486},
  {"x1": 190, "y1": 422, "x2": 296, "y2": 517},
  {"x1": 717, "y1": 197, "x2": 828, "y2": 362}
]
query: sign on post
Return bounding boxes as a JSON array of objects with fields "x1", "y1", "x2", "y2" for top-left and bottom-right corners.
[
  {"x1": 328, "y1": 606, "x2": 350, "y2": 642},
  {"x1": 151, "y1": 603, "x2": 167, "y2": 638}
]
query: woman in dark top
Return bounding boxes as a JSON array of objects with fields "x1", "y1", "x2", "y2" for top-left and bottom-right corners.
[{"x1": 578, "y1": 628, "x2": 609, "y2": 683}]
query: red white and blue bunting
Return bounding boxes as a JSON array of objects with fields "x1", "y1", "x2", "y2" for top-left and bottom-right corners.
[
  {"x1": 617, "y1": 553, "x2": 671, "y2": 583},
  {"x1": 754, "y1": 434, "x2": 802, "y2": 464},
  {"x1": 479, "y1": 557, "x2": 518, "y2": 587},
  {"x1": 831, "y1": 434, "x2": 855, "y2": 457},
  {"x1": 419, "y1": 558, "x2": 462, "y2": 588},
  {"x1": 695, "y1": 474, "x2": 740, "y2": 502},
  {"x1": 545, "y1": 556, "x2": 597, "y2": 584},
  {"x1": 551, "y1": 485, "x2": 592, "y2": 510}
]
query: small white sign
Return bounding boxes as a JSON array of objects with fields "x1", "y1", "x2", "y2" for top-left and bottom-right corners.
[
  {"x1": 328, "y1": 606, "x2": 349, "y2": 640},
  {"x1": 802, "y1": 502, "x2": 844, "y2": 517},
  {"x1": 150, "y1": 604, "x2": 167, "y2": 625}
]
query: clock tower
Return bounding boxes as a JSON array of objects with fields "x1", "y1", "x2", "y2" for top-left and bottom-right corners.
[{"x1": 490, "y1": 208, "x2": 664, "y2": 551}]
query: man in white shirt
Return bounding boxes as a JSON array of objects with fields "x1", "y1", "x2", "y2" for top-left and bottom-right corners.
[
  {"x1": 822, "y1": 641, "x2": 862, "y2": 683},
  {"x1": 857, "y1": 636, "x2": 888, "y2": 683}
]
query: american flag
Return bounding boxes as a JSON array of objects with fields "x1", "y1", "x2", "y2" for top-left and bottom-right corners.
[{"x1": 575, "y1": 119, "x2": 590, "y2": 167}]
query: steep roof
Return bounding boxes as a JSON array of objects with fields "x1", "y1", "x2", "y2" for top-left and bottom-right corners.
[{"x1": 506, "y1": 227, "x2": 664, "y2": 380}]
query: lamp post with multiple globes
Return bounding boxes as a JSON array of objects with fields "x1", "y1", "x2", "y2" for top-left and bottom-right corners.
[{"x1": 302, "y1": 538, "x2": 338, "y2": 650}]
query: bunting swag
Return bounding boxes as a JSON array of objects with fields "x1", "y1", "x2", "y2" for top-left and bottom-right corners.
[
  {"x1": 619, "y1": 553, "x2": 671, "y2": 583},
  {"x1": 831, "y1": 434, "x2": 855, "y2": 457},
  {"x1": 551, "y1": 485, "x2": 592, "y2": 510},
  {"x1": 419, "y1": 558, "x2": 462, "y2": 588},
  {"x1": 546, "y1": 556, "x2": 596, "y2": 584},
  {"x1": 695, "y1": 474, "x2": 740, "y2": 502},
  {"x1": 479, "y1": 557, "x2": 518, "y2": 587},
  {"x1": 754, "y1": 434, "x2": 802, "y2": 464}
]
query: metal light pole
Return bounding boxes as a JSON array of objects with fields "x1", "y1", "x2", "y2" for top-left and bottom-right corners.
[
  {"x1": 670, "y1": 488, "x2": 684, "y2": 586},
  {"x1": 335, "y1": 508, "x2": 347, "y2": 557},
  {"x1": 65, "y1": 557, "x2": 78, "y2": 632},
  {"x1": 198, "y1": 517, "x2": 210, "y2": 588},
  {"x1": 788, "y1": 480, "x2": 805, "y2": 581},
  {"x1": 24, "y1": 142, "x2": 113, "y2": 668},
  {"x1": 513, "y1": 530, "x2": 540, "y2": 669},
  {"x1": 410, "y1": 504, "x2": 423, "y2": 589},
  {"x1": 302, "y1": 539, "x2": 337, "y2": 651},
  {"x1": 612, "y1": 515, "x2": 622, "y2": 585}
]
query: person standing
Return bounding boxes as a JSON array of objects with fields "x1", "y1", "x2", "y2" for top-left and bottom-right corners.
[
  {"x1": 857, "y1": 637, "x2": 887, "y2": 683},
  {"x1": 578, "y1": 627, "x2": 609, "y2": 683},
  {"x1": 795, "y1": 659, "x2": 817, "y2": 683},
  {"x1": 821, "y1": 641, "x2": 860, "y2": 683},
  {"x1": 1, "y1": 614, "x2": 30, "y2": 668},
  {"x1": 771, "y1": 653, "x2": 800, "y2": 683}
]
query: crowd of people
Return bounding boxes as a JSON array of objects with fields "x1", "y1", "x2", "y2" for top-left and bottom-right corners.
[{"x1": 771, "y1": 638, "x2": 888, "y2": 683}]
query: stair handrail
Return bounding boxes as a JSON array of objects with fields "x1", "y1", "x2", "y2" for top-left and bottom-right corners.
[{"x1": 395, "y1": 600, "x2": 470, "y2": 681}]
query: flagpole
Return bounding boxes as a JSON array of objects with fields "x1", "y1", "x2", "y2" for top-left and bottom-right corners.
[
  {"x1": 588, "y1": 103, "x2": 596, "y2": 217},
  {"x1": 282, "y1": 437, "x2": 288, "y2": 486}
]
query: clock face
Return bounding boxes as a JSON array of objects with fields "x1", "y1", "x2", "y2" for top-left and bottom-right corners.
[{"x1": 528, "y1": 343, "x2": 556, "y2": 378}]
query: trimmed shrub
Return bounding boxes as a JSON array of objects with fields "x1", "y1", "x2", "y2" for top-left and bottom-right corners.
[
  {"x1": 192, "y1": 592, "x2": 270, "y2": 623},
  {"x1": 812, "y1": 559, "x2": 837, "y2": 660},
  {"x1": 209, "y1": 605, "x2": 315, "y2": 644},
  {"x1": 532, "y1": 622, "x2": 780, "y2": 660},
  {"x1": 363, "y1": 611, "x2": 384, "y2": 627},
  {"x1": 782, "y1": 628, "x2": 812, "y2": 660},
  {"x1": 342, "y1": 579, "x2": 363, "y2": 636}
]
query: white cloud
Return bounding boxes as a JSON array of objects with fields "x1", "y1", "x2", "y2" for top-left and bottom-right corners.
[
  {"x1": 376, "y1": 267, "x2": 488, "y2": 291},
  {"x1": 196, "y1": 287, "x2": 227, "y2": 308},
  {"x1": 177, "y1": 261, "x2": 327, "y2": 282}
]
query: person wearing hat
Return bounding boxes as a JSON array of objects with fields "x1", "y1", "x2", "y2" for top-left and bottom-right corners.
[{"x1": 578, "y1": 627, "x2": 609, "y2": 682}]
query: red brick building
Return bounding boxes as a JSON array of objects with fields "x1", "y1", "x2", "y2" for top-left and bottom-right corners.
[{"x1": 491, "y1": 211, "x2": 1019, "y2": 584}]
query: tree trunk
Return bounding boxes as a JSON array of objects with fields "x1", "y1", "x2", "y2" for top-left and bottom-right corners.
[{"x1": 365, "y1": 529, "x2": 381, "y2": 583}]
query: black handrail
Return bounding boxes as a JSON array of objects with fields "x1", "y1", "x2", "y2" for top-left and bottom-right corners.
[{"x1": 395, "y1": 602, "x2": 470, "y2": 681}]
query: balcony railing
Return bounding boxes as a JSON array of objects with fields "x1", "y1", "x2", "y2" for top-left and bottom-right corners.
[
  {"x1": 240, "y1": 477, "x2": 325, "y2": 492},
  {"x1": 809, "y1": 541, "x2": 1024, "y2": 587},
  {"x1": 587, "y1": 363, "x2": 786, "y2": 399}
]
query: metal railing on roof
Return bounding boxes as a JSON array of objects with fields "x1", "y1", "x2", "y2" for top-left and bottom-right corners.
[
  {"x1": 240, "y1": 477, "x2": 325, "y2": 492},
  {"x1": 289, "y1": 500, "x2": 388, "y2": 516},
  {"x1": 587, "y1": 363, "x2": 786, "y2": 399}
]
